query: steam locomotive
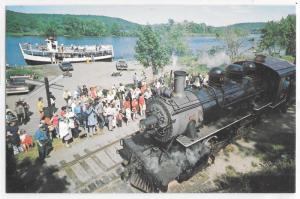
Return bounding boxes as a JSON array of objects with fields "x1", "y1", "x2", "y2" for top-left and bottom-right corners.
[{"x1": 117, "y1": 55, "x2": 295, "y2": 192}]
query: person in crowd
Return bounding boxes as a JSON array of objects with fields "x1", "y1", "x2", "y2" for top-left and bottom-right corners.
[
  {"x1": 82, "y1": 85, "x2": 89, "y2": 97},
  {"x1": 106, "y1": 90, "x2": 115, "y2": 102},
  {"x1": 60, "y1": 106, "x2": 67, "y2": 118},
  {"x1": 71, "y1": 99, "x2": 77, "y2": 113},
  {"x1": 74, "y1": 102, "x2": 84, "y2": 130},
  {"x1": 35, "y1": 124, "x2": 49, "y2": 160},
  {"x1": 116, "y1": 110, "x2": 124, "y2": 127},
  {"x1": 6, "y1": 121, "x2": 22, "y2": 155},
  {"x1": 133, "y1": 86, "x2": 141, "y2": 100},
  {"x1": 140, "y1": 81, "x2": 147, "y2": 94},
  {"x1": 95, "y1": 99, "x2": 105, "y2": 129},
  {"x1": 96, "y1": 87, "x2": 104, "y2": 98},
  {"x1": 131, "y1": 97, "x2": 138, "y2": 120},
  {"x1": 111, "y1": 85, "x2": 117, "y2": 97},
  {"x1": 58, "y1": 117, "x2": 72, "y2": 147},
  {"x1": 86, "y1": 102, "x2": 98, "y2": 136},
  {"x1": 19, "y1": 129, "x2": 33, "y2": 152},
  {"x1": 114, "y1": 96, "x2": 121, "y2": 111},
  {"x1": 90, "y1": 86, "x2": 97, "y2": 99},
  {"x1": 105, "y1": 103, "x2": 114, "y2": 131},
  {"x1": 139, "y1": 93, "x2": 146, "y2": 117},
  {"x1": 15, "y1": 100, "x2": 25, "y2": 125},
  {"x1": 50, "y1": 113, "x2": 59, "y2": 138},
  {"x1": 63, "y1": 89, "x2": 72, "y2": 105},
  {"x1": 66, "y1": 110, "x2": 79, "y2": 138},
  {"x1": 198, "y1": 73, "x2": 204, "y2": 85},
  {"x1": 155, "y1": 80, "x2": 161, "y2": 96},
  {"x1": 193, "y1": 77, "x2": 201, "y2": 88},
  {"x1": 37, "y1": 97, "x2": 44, "y2": 118},
  {"x1": 118, "y1": 83, "x2": 125, "y2": 98},
  {"x1": 49, "y1": 92, "x2": 57, "y2": 112},
  {"x1": 144, "y1": 88, "x2": 152, "y2": 102},
  {"x1": 133, "y1": 72, "x2": 138, "y2": 87},
  {"x1": 76, "y1": 85, "x2": 82, "y2": 97},
  {"x1": 18, "y1": 97, "x2": 30, "y2": 124},
  {"x1": 73, "y1": 89, "x2": 79, "y2": 100},
  {"x1": 39, "y1": 119, "x2": 53, "y2": 151}
]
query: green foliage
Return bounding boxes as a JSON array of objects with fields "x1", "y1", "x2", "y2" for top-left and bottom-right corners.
[
  {"x1": 134, "y1": 25, "x2": 170, "y2": 74},
  {"x1": 226, "y1": 22, "x2": 266, "y2": 34},
  {"x1": 164, "y1": 19, "x2": 190, "y2": 56},
  {"x1": 43, "y1": 21, "x2": 59, "y2": 37},
  {"x1": 6, "y1": 10, "x2": 139, "y2": 37},
  {"x1": 6, "y1": 68, "x2": 41, "y2": 79},
  {"x1": 259, "y1": 15, "x2": 296, "y2": 57},
  {"x1": 280, "y1": 55, "x2": 295, "y2": 63}
]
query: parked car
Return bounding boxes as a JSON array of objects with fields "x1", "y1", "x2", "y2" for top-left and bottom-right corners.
[
  {"x1": 59, "y1": 62, "x2": 74, "y2": 71},
  {"x1": 116, "y1": 59, "x2": 128, "y2": 70},
  {"x1": 6, "y1": 76, "x2": 35, "y2": 95}
]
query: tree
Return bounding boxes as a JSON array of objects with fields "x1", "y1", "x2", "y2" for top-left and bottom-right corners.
[
  {"x1": 135, "y1": 25, "x2": 170, "y2": 75},
  {"x1": 218, "y1": 28, "x2": 248, "y2": 62},
  {"x1": 43, "y1": 21, "x2": 58, "y2": 37},
  {"x1": 110, "y1": 23, "x2": 122, "y2": 36},
  {"x1": 278, "y1": 15, "x2": 296, "y2": 57},
  {"x1": 259, "y1": 21, "x2": 281, "y2": 55},
  {"x1": 165, "y1": 23, "x2": 189, "y2": 56},
  {"x1": 259, "y1": 15, "x2": 296, "y2": 57}
]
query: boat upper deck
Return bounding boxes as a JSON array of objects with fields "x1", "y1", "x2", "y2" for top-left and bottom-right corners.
[{"x1": 20, "y1": 43, "x2": 114, "y2": 55}]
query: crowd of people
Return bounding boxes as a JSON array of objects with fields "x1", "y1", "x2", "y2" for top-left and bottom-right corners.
[{"x1": 31, "y1": 75, "x2": 154, "y2": 160}]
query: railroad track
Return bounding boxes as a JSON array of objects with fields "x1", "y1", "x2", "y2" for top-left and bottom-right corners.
[
  {"x1": 54, "y1": 130, "x2": 221, "y2": 193},
  {"x1": 55, "y1": 139, "x2": 128, "y2": 193},
  {"x1": 49, "y1": 120, "x2": 145, "y2": 194}
]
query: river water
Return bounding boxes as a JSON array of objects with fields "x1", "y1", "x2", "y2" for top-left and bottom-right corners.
[{"x1": 5, "y1": 35, "x2": 258, "y2": 66}]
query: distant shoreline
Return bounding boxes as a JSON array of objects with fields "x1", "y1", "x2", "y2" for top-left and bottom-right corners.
[{"x1": 6, "y1": 32, "x2": 219, "y2": 38}]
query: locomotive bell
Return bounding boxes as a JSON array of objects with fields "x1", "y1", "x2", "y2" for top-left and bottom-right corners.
[{"x1": 173, "y1": 70, "x2": 187, "y2": 97}]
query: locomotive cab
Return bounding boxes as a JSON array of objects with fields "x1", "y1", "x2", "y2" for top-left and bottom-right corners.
[{"x1": 235, "y1": 55, "x2": 296, "y2": 109}]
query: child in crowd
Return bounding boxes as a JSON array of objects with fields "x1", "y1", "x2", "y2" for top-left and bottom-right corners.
[{"x1": 19, "y1": 129, "x2": 33, "y2": 152}]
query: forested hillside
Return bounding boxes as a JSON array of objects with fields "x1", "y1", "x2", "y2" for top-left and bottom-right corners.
[
  {"x1": 6, "y1": 10, "x2": 140, "y2": 37},
  {"x1": 6, "y1": 10, "x2": 266, "y2": 37}
]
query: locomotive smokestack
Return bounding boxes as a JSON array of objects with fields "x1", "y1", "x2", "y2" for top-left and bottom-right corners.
[{"x1": 173, "y1": 70, "x2": 187, "y2": 97}]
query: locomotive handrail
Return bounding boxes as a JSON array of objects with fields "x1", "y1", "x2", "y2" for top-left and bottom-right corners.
[{"x1": 269, "y1": 97, "x2": 286, "y2": 109}]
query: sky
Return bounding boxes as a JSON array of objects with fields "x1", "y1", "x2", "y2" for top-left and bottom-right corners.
[{"x1": 7, "y1": 5, "x2": 295, "y2": 26}]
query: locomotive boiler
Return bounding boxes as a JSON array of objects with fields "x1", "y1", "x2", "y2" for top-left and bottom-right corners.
[{"x1": 118, "y1": 55, "x2": 295, "y2": 192}]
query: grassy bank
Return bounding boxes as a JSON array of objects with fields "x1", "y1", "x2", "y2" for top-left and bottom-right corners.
[{"x1": 6, "y1": 67, "x2": 42, "y2": 79}]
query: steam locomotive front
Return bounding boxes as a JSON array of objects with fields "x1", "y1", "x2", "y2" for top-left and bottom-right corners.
[{"x1": 139, "y1": 71, "x2": 204, "y2": 143}]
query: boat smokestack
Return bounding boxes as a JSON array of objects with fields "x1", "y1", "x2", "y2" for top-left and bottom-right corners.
[{"x1": 173, "y1": 70, "x2": 187, "y2": 97}]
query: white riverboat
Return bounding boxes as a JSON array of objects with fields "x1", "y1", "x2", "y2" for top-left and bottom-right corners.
[{"x1": 19, "y1": 37, "x2": 114, "y2": 65}]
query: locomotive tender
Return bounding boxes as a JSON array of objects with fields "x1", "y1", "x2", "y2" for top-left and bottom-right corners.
[{"x1": 118, "y1": 55, "x2": 295, "y2": 192}]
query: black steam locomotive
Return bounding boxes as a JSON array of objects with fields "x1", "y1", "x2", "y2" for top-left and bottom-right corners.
[{"x1": 118, "y1": 55, "x2": 295, "y2": 192}]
